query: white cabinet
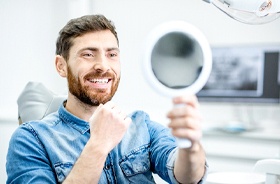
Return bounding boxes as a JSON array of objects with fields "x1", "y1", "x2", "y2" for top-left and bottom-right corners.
[{"x1": 201, "y1": 129, "x2": 280, "y2": 173}]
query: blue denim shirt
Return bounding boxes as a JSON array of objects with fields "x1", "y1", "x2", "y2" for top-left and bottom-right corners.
[{"x1": 6, "y1": 104, "x2": 207, "y2": 183}]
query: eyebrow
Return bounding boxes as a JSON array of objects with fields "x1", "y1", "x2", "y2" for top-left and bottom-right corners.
[
  {"x1": 108, "y1": 47, "x2": 120, "y2": 52},
  {"x1": 79, "y1": 47, "x2": 120, "y2": 53}
]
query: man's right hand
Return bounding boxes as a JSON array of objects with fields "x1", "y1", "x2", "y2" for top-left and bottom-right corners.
[
  {"x1": 63, "y1": 101, "x2": 131, "y2": 184},
  {"x1": 89, "y1": 101, "x2": 131, "y2": 153}
]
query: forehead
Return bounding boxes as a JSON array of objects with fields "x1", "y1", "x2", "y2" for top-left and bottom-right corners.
[{"x1": 71, "y1": 30, "x2": 118, "y2": 50}]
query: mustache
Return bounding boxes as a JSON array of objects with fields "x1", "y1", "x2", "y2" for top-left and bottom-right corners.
[{"x1": 84, "y1": 71, "x2": 114, "y2": 79}]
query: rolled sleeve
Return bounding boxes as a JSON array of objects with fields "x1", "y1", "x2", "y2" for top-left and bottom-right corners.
[{"x1": 166, "y1": 148, "x2": 209, "y2": 184}]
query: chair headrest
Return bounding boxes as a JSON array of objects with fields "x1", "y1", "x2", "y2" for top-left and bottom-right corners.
[{"x1": 17, "y1": 82, "x2": 66, "y2": 124}]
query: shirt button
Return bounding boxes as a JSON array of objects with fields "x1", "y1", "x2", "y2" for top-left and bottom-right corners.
[{"x1": 105, "y1": 165, "x2": 110, "y2": 170}]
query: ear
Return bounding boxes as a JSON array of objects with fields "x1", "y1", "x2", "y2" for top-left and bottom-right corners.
[{"x1": 55, "y1": 55, "x2": 67, "y2": 78}]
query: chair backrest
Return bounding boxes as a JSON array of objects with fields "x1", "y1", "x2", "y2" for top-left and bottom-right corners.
[
  {"x1": 17, "y1": 82, "x2": 66, "y2": 124},
  {"x1": 205, "y1": 171, "x2": 265, "y2": 184},
  {"x1": 254, "y1": 159, "x2": 280, "y2": 184},
  {"x1": 206, "y1": 159, "x2": 280, "y2": 184}
]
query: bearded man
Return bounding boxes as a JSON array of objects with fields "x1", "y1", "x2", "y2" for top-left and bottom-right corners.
[{"x1": 6, "y1": 14, "x2": 207, "y2": 184}]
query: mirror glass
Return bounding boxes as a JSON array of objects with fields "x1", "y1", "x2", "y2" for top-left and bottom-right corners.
[
  {"x1": 151, "y1": 32, "x2": 203, "y2": 89},
  {"x1": 143, "y1": 21, "x2": 212, "y2": 98}
]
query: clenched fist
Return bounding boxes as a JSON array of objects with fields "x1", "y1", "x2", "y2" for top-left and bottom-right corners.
[{"x1": 89, "y1": 101, "x2": 131, "y2": 153}]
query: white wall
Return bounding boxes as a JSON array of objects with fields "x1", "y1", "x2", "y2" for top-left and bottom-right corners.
[
  {"x1": 0, "y1": 0, "x2": 90, "y2": 183},
  {"x1": 91, "y1": 0, "x2": 280, "y2": 126},
  {"x1": 1, "y1": 0, "x2": 280, "y2": 183},
  {"x1": 1, "y1": 0, "x2": 280, "y2": 122},
  {"x1": 0, "y1": 0, "x2": 64, "y2": 120}
]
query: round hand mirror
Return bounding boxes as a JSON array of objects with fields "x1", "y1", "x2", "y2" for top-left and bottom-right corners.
[{"x1": 143, "y1": 21, "x2": 212, "y2": 148}]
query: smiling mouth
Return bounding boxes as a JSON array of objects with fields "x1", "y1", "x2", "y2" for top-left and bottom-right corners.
[{"x1": 88, "y1": 78, "x2": 111, "y2": 84}]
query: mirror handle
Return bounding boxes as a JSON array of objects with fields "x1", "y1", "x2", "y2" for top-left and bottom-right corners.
[
  {"x1": 176, "y1": 138, "x2": 192, "y2": 148},
  {"x1": 174, "y1": 104, "x2": 192, "y2": 148}
]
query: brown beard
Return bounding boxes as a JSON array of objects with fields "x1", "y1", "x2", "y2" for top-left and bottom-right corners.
[{"x1": 67, "y1": 66, "x2": 120, "y2": 106}]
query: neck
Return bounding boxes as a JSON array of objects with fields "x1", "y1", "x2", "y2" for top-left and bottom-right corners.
[{"x1": 65, "y1": 93, "x2": 98, "y2": 122}]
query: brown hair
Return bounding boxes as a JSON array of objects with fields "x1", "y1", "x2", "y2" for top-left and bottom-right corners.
[{"x1": 56, "y1": 14, "x2": 119, "y2": 61}]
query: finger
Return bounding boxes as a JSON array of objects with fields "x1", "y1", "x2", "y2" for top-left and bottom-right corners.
[
  {"x1": 171, "y1": 128, "x2": 202, "y2": 141},
  {"x1": 103, "y1": 101, "x2": 116, "y2": 109},
  {"x1": 124, "y1": 116, "x2": 132, "y2": 126},
  {"x1": 167, "y1": 105, "x2": 200, "y2": 119},
  {"x1": 102, "y1": 102, "x2": 122, "y2": 118},
  {"x1": 168, "y1": 117, "x2": 201, "y2": 129},
  {"x1": 109, "y1": 104, "x2": 129, "y2": 123},
  {"x1": 172, "y1": 95, "x2": 199, "y2": 108},
  {"x1": 119, "y1": 111, "x2": 128, "y2": 120},
  {"x1": 112, "y1": 106, "x2": 122, "y2": 114},
  {"x1": 89, "y1": 103, "x2": 104, "y2": 122}
]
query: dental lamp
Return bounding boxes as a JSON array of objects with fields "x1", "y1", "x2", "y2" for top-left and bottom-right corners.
[{"x1": 203, "y1": 0, "x2": 280, "y2": 24}]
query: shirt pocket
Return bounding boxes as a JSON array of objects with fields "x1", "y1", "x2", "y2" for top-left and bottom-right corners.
[
  {"x1": 119, "y1": 144, "x2": 151, "y2": 177},
  {"x1": 54, "y1": 162, "x2": 74, "y2": 183}
]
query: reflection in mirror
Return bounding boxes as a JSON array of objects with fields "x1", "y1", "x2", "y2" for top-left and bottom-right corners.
[{"x1": 151, "y1": 32, "x2": 204, "y2": 89}]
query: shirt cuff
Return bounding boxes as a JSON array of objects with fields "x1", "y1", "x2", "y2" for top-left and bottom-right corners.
[{"x1": 166, "y1": 148, "x2": 209, "y2": 184}]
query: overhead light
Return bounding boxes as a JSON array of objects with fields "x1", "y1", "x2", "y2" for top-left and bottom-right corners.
[{"x1": 203, "y1": 0, "x2": 280, "y2": 24}]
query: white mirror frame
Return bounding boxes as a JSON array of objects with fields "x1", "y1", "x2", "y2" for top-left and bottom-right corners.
[{"x1": 143, "y1": 21, "x2": 212, "y2": 98}]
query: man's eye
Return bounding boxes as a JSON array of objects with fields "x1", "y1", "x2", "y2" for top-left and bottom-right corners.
[
  {"x1": 83, "y1": 53, "x2": 93, "y2": 57},
  {"x1": 108, "y1": 53, "x2": 117, "y2": 57}
]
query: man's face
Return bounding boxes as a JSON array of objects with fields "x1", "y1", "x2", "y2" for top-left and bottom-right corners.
[{"x1": 66, "y1": 30, "x2": 121, "y2": 106}]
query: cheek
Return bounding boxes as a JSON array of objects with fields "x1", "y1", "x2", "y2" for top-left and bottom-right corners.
[
  {"x1": 68, "y1": 61, "x2": 86, "y2": 78},
  {"x1": 67, "y1": 66, "x2": 80, "y2": 82},
  {"x1": 113, "y1": 63, "x2": 121, "y2": 77},
  {"x1": 116, "y1": 68, "x2": 121, "y2": 79}
]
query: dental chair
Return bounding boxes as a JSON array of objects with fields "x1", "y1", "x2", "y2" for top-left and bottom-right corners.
[
  {"x1": 205, "y1": 159, "x2": 280, "y2": 184},
  {"x1": 17, "y1": 81, "x2": 66, "y2": 124},
  {"x1": 254, "y1": 159, "x2": 280, "y2": 184},
  {"x1": 205, "y1": 160, "x2": 280, "y2": 184},
  {"x1": 17, "y1": 82, "x2": 280, "y2": 184}
]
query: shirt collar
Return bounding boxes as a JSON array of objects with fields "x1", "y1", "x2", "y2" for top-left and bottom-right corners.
[{"x1": 58, "y1": 102, "x2": 90, "y2": 134}]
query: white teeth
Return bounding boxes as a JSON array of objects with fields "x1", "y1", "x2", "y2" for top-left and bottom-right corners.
[{"x1": 90, "y1": 79, "x2": 109, "y2": 83}]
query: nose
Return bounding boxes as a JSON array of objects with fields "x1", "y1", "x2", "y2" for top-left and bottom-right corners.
[{"x1": 93, "y1": 55, "x2": 110, "y2": 73}]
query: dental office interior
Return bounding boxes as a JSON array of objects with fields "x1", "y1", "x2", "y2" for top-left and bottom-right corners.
[{"x1": 1, "y1": 0, "x2": 280, "y2": 183}]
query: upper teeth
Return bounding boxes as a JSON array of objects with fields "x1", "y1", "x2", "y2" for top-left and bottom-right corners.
[{"x1": 90, "y1": 79, "x2": 109, "y2": 83}]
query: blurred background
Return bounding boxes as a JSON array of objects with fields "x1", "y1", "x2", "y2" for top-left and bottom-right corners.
[{"x1": 1, "y1": 0, "x2": 280, "y2": 183}]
